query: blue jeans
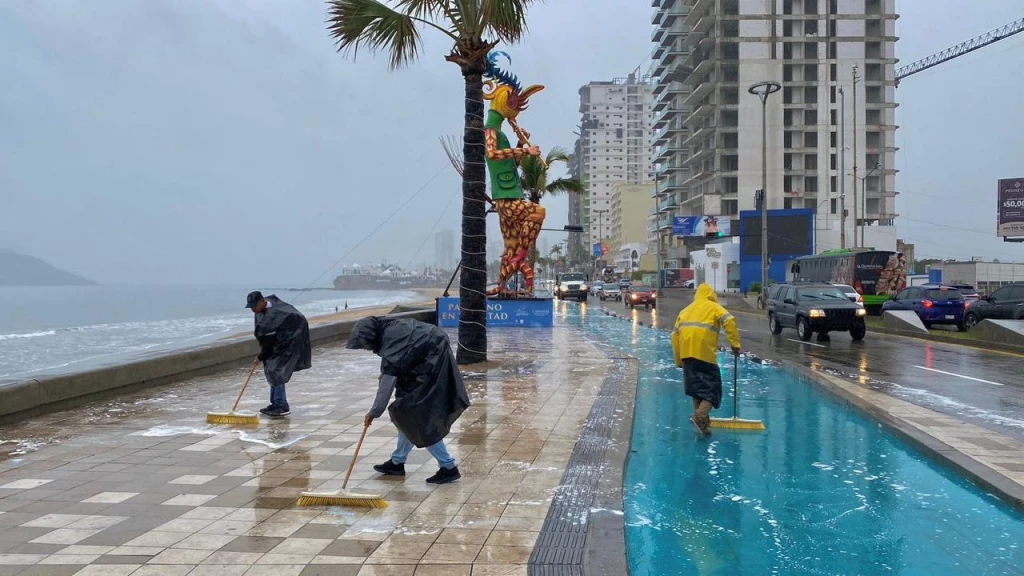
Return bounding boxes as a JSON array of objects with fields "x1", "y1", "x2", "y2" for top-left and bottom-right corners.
[
  {"x1": 391, "y1": 432, "x2": 455, "y2": 469},
  {"x1": 269, "y1": 384, "x2": 289, "y2": 410}
]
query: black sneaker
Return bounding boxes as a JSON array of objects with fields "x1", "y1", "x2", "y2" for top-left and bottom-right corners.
[
  {"x1": 373, "y1": 460, "x2": 406, "y2": 476},
  {"x1": 259, "y1": 405, "x2": 275, "y2": 415},
  {"x1": 265, "y1": 406, "x2": 290, "y2": 418},
  {"x1": 426, "y1": 466, "x2": 461, "y2": 485}
]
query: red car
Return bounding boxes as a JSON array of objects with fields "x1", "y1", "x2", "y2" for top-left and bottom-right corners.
[{"x1": 625, "y1": 285, "x2": 656, "y2": 309}]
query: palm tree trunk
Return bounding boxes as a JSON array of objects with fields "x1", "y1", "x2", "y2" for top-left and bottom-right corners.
[{"x1": 456, "y1": 68, "x2": 487, "y2": 365}]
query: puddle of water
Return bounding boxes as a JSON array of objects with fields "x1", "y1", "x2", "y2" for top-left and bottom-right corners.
[{"x1": 562, "y1": 305, "x2": 1024, "y2": 576}]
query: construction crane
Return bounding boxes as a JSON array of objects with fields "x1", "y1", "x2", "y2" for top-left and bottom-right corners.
[{"x1": 896, "y1": 17, "x2": 1024, "y2": 85}]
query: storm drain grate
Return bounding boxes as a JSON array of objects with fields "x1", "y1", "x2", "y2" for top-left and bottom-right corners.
[{"x1": 529, "y1": 356, "x2": 633, "y2": 575}]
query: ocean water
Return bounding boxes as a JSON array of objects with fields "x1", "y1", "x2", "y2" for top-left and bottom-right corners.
[
  {"x1": 0, "y1": 285, "x2": 420, "y2": 378},
  {"x1": 563, "y1": 307, "x2": 1024, "y2": 576}
]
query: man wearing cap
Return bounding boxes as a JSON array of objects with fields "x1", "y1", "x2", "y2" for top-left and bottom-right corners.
[{"x1": 247, "y1": 291, "x2": 311, "y2": 418}]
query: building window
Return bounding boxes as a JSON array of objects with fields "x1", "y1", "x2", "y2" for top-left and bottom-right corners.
[{"x1": 830, "y1": 198, "x2": 838, "y2": 214}]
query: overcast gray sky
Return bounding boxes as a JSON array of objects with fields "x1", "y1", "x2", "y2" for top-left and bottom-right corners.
[{"x1": 1, "y1": 0, "x2": 1022, "y2": 285}]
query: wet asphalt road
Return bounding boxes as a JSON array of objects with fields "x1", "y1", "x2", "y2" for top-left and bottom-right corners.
[{"x1": 584, "y1": 292, "x2": 1024, "y2": 442}]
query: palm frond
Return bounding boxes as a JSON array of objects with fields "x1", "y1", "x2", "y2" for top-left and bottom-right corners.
[
  {"x1": 397, "y1": 0, "x2": 468, "y2": 34},
  {"x1": 440, "y1": 134, "x2": 465, "y2": 176},
  {"x1": 480, "y1": 0, "x2": 537, "y2": 42},
  {"x1": 327, "y1": 0, "x2": 425, "y2": 69},
  {"x1": 543, "y1": 146, "x2": 572, "y2": 166},
  {"x1": 545, "y1": 177, "x2": 585, "y2": 196},
  {"x1": 518, "y1": 154, "x2": 546, "y2": 191}
]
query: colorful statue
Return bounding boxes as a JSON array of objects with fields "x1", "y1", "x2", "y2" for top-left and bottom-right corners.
[{"x1": 483, "y1": 51, "x2": 546, "y2": 297}]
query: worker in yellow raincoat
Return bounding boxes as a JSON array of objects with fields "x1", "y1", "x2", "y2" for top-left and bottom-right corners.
[{"x1": 671, "y1": 284, "x2": 742, "y2": 437}]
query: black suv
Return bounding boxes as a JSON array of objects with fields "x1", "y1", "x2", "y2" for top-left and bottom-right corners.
[
  {"x1": 767, "y1": 282, "x2": 868, "y2": 341},
  {"x1": 963, "y1": 282, "x2": 1024, "y2": 330}
]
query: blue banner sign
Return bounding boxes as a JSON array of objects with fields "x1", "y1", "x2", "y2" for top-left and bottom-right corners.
[
  {"x1": 593, "y1": 242, "x2": 602, "y2": 257},
  {"x1": 437, "y1": 297, "x2": 553, "y2": 328},
  {"x1": 672, "y1": 215, "x2": 731, "y2": 238}
]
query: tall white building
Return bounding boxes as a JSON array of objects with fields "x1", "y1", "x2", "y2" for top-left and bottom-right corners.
[
  {"x1": 650, "y1": 0, "x2": 899, "y2": 268},
  {"x1": 577, "y1": 75, "x2": 655, "y2": 256},
  {"x1": 434, "y1": 229, "x2": 455, "y2": 272}
]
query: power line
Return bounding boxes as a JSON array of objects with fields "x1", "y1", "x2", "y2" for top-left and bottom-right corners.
[{"x1": 296, "y1": 164, "x2": 449, "y2": 293}]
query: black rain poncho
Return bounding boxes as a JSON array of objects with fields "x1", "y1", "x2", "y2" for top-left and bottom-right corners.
[
  {"x1": 347, "y1": 316, "x2": 470, "y2": 448},
  {"x1": 254, "y1": 295, "x2": 311, "y2": 386}
]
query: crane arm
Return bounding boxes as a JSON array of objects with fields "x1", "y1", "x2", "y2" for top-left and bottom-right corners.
[{"x1": 895, "y1": 17, "x2": 1024, "y2": 84}]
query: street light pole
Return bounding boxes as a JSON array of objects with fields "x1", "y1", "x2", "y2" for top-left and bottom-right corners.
[
  {"x1": 652, "y1": 168, "x2": 662, "y2": 291},
  {"x1": 839, "y1": 85, "x2": 846, "y2": 249},
  {"x1": 749, "y1": 81, "x2": 782, "y2": 294}
]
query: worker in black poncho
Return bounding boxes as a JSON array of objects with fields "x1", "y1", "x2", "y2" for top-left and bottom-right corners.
[
  {"x1": 347, "y1": 316, "x2": 470, "y2": 485},
  {"x1": 247, "y1": 291, "x2": 311, "y2": 418}
]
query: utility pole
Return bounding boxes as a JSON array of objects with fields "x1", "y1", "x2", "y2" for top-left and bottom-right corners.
[
  {"x1": 839, "y1": 85, "x2": 846, "y2": 249},
  {"x1": 851, "y1": 65, "x2": 860, "y2": 249}
]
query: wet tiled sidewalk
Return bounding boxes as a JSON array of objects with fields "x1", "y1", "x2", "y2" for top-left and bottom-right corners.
[{"x1": 0, "y1": 325, "x2": 613, "y2": 575}]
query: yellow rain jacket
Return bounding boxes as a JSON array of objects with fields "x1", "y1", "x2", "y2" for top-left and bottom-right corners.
[{"x1": 671, "y1": 284, "x2": 741, "y2": 367}]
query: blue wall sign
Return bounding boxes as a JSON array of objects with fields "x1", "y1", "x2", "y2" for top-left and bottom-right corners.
[{"x1": 437, "y1": 298, "x2": 554, "y2": 328}]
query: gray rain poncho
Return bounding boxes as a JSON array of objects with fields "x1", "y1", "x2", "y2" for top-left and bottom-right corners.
[
  {"x1": 254, "y1": 295, "x2": 311, "y2": 386},
  {"x1": 347, "y1": 316, "x2": 470, "y2": 448}
]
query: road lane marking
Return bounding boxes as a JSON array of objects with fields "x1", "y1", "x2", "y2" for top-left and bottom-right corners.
[
  {"x1": 788, "y1": 338, "x2": 827, "y2": 348},
  {"x1": 913, "y1": 366, "x2": 1004, "y2": 386}
]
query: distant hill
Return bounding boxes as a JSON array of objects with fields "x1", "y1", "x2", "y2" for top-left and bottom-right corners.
[{"x1": 0, "y1": 250, "x2": 96, "y2": 286}]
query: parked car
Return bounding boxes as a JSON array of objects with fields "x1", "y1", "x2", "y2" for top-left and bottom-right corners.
[
  {"x1": 881, "y1": 285, "x2": 966, "y2": 331},
  {"x1": 555, "y1": 273, "x2": 588, "y2": 302},
  {"x1": 625, "y1": 285, "x2": 656, "y2": 309},
  {"x1": 589, "y1": 281, "x2": 604, "y2": 296},
  {"x1": 599, "y1": 284, "x2": 622, "y2": 301},
  {"x1": 947, "y1": 283, "x2": 980, "y2": 306},
  {"x1": 767, "y1": 283, "x2": 867, "y2": 341},
  {"x1": 618, "y1": 278, "x2": 632, "y2": 290},
  {"x1": 962, "y1": 282, "x2": 1024, "y2": 330},
  {"x1": 832, "y1": 283, "x2": 863, "y2": 306}
]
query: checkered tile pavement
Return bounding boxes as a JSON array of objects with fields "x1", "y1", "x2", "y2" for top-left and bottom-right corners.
[{"x1": 0, "y1": 321, "x2": 612, "y2": 575}]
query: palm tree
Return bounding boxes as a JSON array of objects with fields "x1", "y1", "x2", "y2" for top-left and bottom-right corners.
[
  {"x1": 327, "y1": 0, "x2": 537, "y2": 365},
  {"x1": 519, "y1": 147, "x2": 584, "y2": 204}
]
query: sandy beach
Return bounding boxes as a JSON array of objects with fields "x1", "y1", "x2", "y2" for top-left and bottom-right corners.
[{"x1": 306, "y1": 287, "x2": 449, "y2": 325}]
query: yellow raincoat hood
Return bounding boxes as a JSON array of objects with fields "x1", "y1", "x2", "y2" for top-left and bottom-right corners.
[{"x1": 671, "y1": 283, "x2": 741, "y2": 366}]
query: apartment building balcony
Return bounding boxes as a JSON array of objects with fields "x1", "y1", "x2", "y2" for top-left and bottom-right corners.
[
  {"x1": 658, "y1": 214, "x2": 674, "y2": 230},
  {"x1": 657, "y1": 196, "x2": 679, "y2": 212},
  {"x1": 682, "y1": 80, "x2": 715, "y2": 111},
  {"x1": 680, "y1": 0, "x2": 713, "y2": 30},
  {"x1": 681, "y1": 124, "x2": 713, "y2": 149},
  {"x1": 652, "y1": 1, "x2": 687, "y2": 27},
  {"x1": 653, "y1": 105, "x2": 684, "y2": 129}
]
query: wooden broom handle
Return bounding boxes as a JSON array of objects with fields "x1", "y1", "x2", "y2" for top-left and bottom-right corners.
[
  {"x1": 342, "y1": 423, "x2": 370, "y2": 490},
  {"x1": 231, "y1": 359, "x2": 260, "y2": 412}
]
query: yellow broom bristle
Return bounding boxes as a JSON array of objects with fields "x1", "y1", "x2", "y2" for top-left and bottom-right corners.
[
  {"x1": 206, "y1": 412, "x2": 260, "y2": 426},
  {"x1": 296, "y1": 492, "x2": 387, "y2": 508},
  {"x1": 709, "y1": 417, "x2": 765, "y2": 431}
]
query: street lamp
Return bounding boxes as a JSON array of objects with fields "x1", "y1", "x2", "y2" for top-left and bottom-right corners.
[
  {"x1": 860, "y1": 162, "x2": 882, "y2": 248},
  {"x1": 749, "y1": 80, "x2": 782, "y2": 294}
]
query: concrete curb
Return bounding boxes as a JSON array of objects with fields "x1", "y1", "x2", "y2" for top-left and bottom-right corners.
[
  {"x1": 0, "y1": 307, "x2": 435, "y2": 425},
  {"x1": 865, "y1": 323, "x2": 1024, "y2": 356}
]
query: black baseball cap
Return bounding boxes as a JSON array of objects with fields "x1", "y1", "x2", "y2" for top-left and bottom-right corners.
[{"x1": 245, "y1": 291, "x2": 264, "y2": 309}]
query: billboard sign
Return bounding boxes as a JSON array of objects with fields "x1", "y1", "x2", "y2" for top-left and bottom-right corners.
[
  {"x1": 672, "y1": 215, "x2": 732, "y2": 238},
  {"x1": 592, "y1": 242, "x2": 610, "y2": 256},
  {"x1": 997, "y1": 178, "x2": 1024, "y2": 237}
]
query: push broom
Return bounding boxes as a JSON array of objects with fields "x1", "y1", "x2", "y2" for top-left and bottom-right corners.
[
  {"x1": 710, "y1": 355, "x2": 765, "y2": 431},
  {"x1": 297, "y1": 422, "x2": 387, "y2": 508},
  {"x1": 206, "y1": 359, "x2": 261, "y2": 426}
]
